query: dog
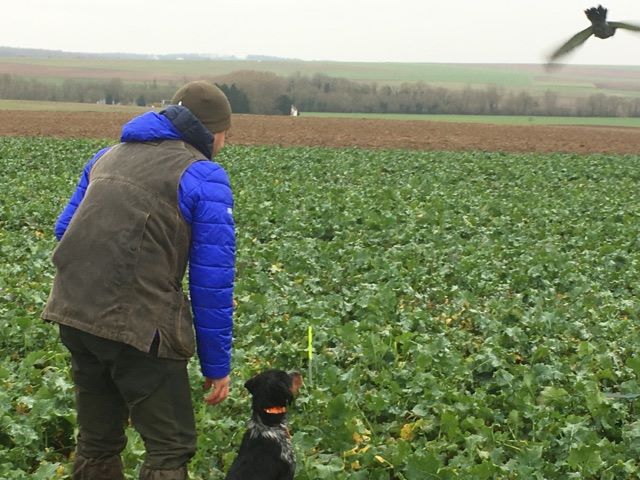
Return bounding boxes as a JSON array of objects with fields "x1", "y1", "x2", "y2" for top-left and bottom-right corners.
[{"x1": 225, "y1": 370, "x2": 303, "y2": 480}]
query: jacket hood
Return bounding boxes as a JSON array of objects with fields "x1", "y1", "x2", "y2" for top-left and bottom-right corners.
[
  {"x1": 121, "y1": 111, "x2": 182, "y2": 143},
  {"x1": 120, "y1": 106, "x2": 213, "y2": 159}
]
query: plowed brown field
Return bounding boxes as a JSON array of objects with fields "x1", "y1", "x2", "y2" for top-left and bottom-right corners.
[{"x1": 1, "y1": 110, "x2": 639, "y2": 154}]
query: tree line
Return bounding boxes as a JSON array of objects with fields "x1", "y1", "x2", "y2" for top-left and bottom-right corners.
[{"x1": 2, "y1": 71, "x2": 640, "y2": 118}]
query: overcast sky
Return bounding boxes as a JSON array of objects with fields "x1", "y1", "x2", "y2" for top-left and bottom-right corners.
[{"x1": 5, "y1": 0, "x2": 640, "y2": 65}]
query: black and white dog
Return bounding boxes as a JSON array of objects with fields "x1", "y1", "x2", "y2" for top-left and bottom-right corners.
[{"x1": 226, "y1": 370, "x2": 303, "y2": 480}]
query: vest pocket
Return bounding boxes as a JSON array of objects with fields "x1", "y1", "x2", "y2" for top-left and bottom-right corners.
[
  {"x1": 172, "y1": 290, "x2": 195, "y2": 358},
  {"x1": 116, "y1": 209, "x2": 150, "y2": 289}
]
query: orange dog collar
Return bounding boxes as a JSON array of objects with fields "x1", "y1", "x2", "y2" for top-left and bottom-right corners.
[{"x1": 263, "y1": 406, "x2": 287, "y2": 414}]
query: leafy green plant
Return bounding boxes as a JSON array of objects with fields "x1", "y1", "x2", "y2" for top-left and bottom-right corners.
[{"x1": 1, "y1": 137, "x2": 639, "y2": 478}]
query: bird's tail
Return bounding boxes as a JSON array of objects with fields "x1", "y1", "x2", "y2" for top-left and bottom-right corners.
[{"x1": 585, "y1": 5, "x2": 607, "y2": 23}]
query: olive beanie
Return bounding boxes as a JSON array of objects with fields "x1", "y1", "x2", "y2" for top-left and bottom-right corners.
[{"x1": 171, "y1": 81, "x2": 232, "y2": 133}]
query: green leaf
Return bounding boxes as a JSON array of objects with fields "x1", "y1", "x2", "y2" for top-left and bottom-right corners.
[
  {"x1": 538, "y1": 386, "x2": 568, "y2": 405},
  {"x1": 404, "y1": 451, "x2": 441, "y2": 479},
  {"x1": 567, "y1": 445, "x2": 603, "y2": 475},
  {"x1": 439, "y1": 410, "x2": 460, "y2": 439}
]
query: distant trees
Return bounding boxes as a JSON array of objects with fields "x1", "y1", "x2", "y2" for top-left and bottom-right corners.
[
  {"x1": 0, "y1": 74, "x2": 52, "y2": 101},
  {"x1": 216, "y1": 83, "x2": 250, "y2": 113},
  {"x1": 274, "y1": 94, "x2": 293, "y2": 115},
  {"x1": 105, "y1": 78, "x2": 124, "y2": 104},
  {"x1": 502, "y1": 91, "x2": 537, "y2": 116},
  {"x1": 214, "y1": 71, "x2": 285, "y2": 115},
  {"x1": 1, "y1": 71, "x2": 639, "y2": 118}
]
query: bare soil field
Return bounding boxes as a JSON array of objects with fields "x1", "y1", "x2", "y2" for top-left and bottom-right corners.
[{"x1": 1, "y1": 110, "x2": 639, "y2": 154}]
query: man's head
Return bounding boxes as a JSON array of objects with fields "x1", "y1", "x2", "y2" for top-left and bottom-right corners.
[{"x1": 171, "y1": 81, "x2": 232, "y2": 135}]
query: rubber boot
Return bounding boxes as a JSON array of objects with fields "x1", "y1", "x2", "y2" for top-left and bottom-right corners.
[
  {"x1": 139, "y1": 465, "x2": 188, "y2": 480},
  {"x1": 72, "y1": 454, "x2": 124, "y2": 480}
]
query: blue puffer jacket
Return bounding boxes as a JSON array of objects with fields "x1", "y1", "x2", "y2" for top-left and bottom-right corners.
[{"x1": 54, "y1": 107, "x2": 235, "y2": 379}]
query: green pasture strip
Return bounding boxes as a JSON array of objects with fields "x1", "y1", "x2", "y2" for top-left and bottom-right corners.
[
  {"x1": 4, "y1": 98, "x2": 638, "y2": 127},
  {"x1": 531, "y1": 83, "x2": 640, "y2": 99},
  {"x1": 3, "y1": 56, "x2": 640, "y2": 93},
  {"x1": 319, "y1": 62, "x2": 535, "y2": 86},
  {"x1": 0, "y1": 98, "x2": 148, "y2": 112},
  {"x1": 304, "y1": 111, "x2": 640, "y2": 127},
  {"x1": 0, "y1": 57, "x2": 535, "y2": 85},
  {"x1": 0, "y1": 56, "x2": 360, "y2": 80},
  {"x1": 2, "y1": 138, "x2": 640, "y2": 478}
]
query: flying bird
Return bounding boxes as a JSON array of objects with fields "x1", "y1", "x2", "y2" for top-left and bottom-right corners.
[{"x1": 548, "y1": 5, "x2": 640, "y2": 64}]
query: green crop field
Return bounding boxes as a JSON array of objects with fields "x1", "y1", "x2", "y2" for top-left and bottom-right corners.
[{"x1": 2, "y1": 137, "x2": 640, "y2": 479}]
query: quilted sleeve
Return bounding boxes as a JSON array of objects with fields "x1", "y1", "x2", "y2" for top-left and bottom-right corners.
[
  {"x1": 54, "y1": 147, "x2": 111, "y2": 240},
  {"x1": 179, "y1": 160, "x2": 235, "y2": 379}
]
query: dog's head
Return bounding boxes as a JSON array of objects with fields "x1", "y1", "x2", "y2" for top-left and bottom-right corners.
[{"x1": 245, "y1": 370, "x2": 303, "y2": 424}]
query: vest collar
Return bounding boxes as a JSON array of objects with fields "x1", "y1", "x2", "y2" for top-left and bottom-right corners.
[{"x1": 160, "y1": 105, "x2": 213, "y2": 159}]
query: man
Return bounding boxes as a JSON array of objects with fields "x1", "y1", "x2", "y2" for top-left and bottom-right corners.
[{"x1": 42, "y1": 81, "x2": 235, "y2": 480}]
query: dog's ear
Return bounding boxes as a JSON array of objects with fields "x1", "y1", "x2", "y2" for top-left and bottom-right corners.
[
  {"x1": 289, "y1": 372, "x2": 303, "y2": 395},
  {"x1": 244, "y1": 376, "x2": 259, "y2": 395}
]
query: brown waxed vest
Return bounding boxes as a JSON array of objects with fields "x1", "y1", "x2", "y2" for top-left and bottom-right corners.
[{"x1": 42, "y1": 140, "x2": 204, "y2": 360}]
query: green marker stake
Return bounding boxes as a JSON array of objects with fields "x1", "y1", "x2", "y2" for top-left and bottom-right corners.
[{"x1": 308, "y1": 326, "x2": 313, "y2": 386}]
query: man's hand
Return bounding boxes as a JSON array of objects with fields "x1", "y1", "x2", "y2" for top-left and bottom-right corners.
[{"x1": 204, "y1": 375, "x2": 230, "y2": 405}]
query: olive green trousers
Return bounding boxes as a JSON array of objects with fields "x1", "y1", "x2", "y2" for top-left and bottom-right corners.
[{"x1": 59, "y1": 324, "x2": 196, "y2": 480}]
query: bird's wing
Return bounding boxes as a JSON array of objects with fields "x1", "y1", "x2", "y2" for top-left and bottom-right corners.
[
  {"x1": 609, "y1": 21, "x2": 640, "y2": 32},
  {"x1": 548, "y1": 27, "x2": 594, "y2": 62}
]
